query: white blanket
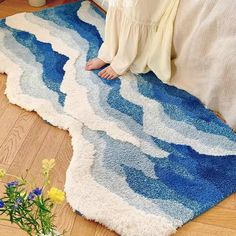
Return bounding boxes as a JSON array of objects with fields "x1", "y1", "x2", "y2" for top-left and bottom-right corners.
[
  {"x1": 171, "y1": 0, "x2": 236, "y2": 130},
  {"x1": 92, "y1": 0, "x2": 236, "y2": 130}
]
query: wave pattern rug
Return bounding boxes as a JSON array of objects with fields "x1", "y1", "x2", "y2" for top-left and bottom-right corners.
[{"x1": 0, "y1": 1, "x2": 236, "y2": 235}]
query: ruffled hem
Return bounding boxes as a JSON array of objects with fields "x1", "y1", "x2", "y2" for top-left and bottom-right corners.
[
  {"x1": 98, "y1": 7, "x2": 156, "y2": 74},
  {"x1": 98, "y1": 0, "x2": 180, "y2": 81}
]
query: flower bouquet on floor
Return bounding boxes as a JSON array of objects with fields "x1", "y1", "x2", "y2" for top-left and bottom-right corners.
[{"x1": 0, "y1": 159, "x2": 65, "y2": 236}]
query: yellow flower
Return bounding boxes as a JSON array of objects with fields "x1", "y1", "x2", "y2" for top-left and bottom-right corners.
[
  {"x1": 42, "y1": 159, "x2": 55, "y2": 174},
  {"x1": 48, "y1": 187, "x2": 65, "y2": 204},
  {"x1": 0, "y1": 169, "x2": 6, "y2": 178}
]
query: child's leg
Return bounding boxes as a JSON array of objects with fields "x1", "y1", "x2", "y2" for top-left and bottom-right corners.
[
  {"x1": 98, "y1": 4, "x2": 141, "y2": 79},
  {"x1": 87, "y1": 0, "x2": 180, "y2": 81},
  {"x1": 85, "y1": 2, "x2": 121, "y2": 72}
]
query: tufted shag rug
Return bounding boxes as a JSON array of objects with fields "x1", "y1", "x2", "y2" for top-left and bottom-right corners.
[{"x1": 0, "y1": 1, "x2": 236, "y2": 235}]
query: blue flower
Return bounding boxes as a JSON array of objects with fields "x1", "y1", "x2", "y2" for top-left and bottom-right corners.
[
  {"x1": 7, "y1": 181, "x2": 18, "y2": 188},
  {"x1": 28, "y1": 192, "x2": 35, "y2": 201},
  {"x1": 13, "y1": 197, "x2": 22, "y2": 209},
  {"x1": 33, "y1": 188, "x2": 42, "y2": 196},
  {"x1": 16, "y1": 197, "x2": 22, "y2": 204},
  {"x1": 0, "y1": 200, "x2": 4, "y2": 208}
]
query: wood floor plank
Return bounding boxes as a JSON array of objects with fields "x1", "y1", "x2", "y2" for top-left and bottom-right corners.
[
  {"x1": 0, "y1": 96, "x2": 9, "y2": 119},
  {"x1": 71, "y1": 215, "x2": 118, "y2": 236},
  {"x1": 175, "y1": 222, "x2": 236, "y2": 236},
  {"x1": 193, "y1": 206, "x2": 236, "y2": 230},
  {"x1": 0, "y1": 164, "x2": 9, "y2": 171},
  {"x1": 25, "y1": 125, "x2": 66, "y2": 186},
  {"x1": 52, "y1": 134, "x2": 77, "y2": 235},
  {"x1": 0, "y1": 111, "x2": 38, "y2": 165},
  {"x1": 0, "y1": 2, "x2": 47, "y2": 18},
  {"x1": 5, "y1": 118, "x2": 50, "y2": 182},
  {"x1": 0, "y1": 75, "x2": 9, "y2": 118},
  {"x1": 218, "y1": 193, "x2": 236, "y2": 210},
  {"x1": 0, "y1": 105, "x2": 24, "y2": 147},
  {"x1": 51, "y1": 133, "x2": 72, "y2": 188},
  {"x1": 0, "y1": 74, "x2": 6, "y2": 90},
  {"x1": 54, "y1": 203, "x2": 76, "y2": 235},
  {"x1": 0, "y1": 225, "x2": 28, "y2": 236},
  {"x1": 0, "y1": 0, "x2": 77, "y2": 18},
  {"x1": 95, "y1": 224, "x2": 118, "y2": 236},
  {"x1": 71, "y1": 216, "x2": 97, "y2": 236}
]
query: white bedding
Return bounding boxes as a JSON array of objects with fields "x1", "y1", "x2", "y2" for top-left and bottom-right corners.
[
  {"x1": 171, "y1": 0, "x2": 236, "y2": 130},
  {"x1": 91, "y1": 0, "x2": 236, "y2": 130}
]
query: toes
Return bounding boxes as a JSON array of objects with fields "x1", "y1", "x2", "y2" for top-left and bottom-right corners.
[
  {"x1": 107, "y1": 74, "x2": 114, "y2": 80},
  {"x1": 111, "y1": 75, "x2": 118, "y2": 80},
  {"x1": 99, "y1": 72, "x2": 107, "y2": 78},
  {"x1": 98, "y1": 71, "x2": 103, "y2": 76},
  {"x1": 98, "y1": 68, "x2": 107, "y2": 77},
  {"x1": 108, "y1": 74, "x2": 118, "y2": 80},
  {"x1": 102, "y1": 72, "x2": 110, "y2": 79},
  {"x1": 105, "y1": 71, "x2": 117, "y2": 79},
  {"x1": 98, "y1": 66, "x2": 119, "y2": 80},
  {"x1": 98, "y1": 66, "x2": 119, "y2": 79},
  {"x1": 107, "y1": 68, "x2": 119, "y2": 80},
  {"x1": 104, "y1": 70, "x2": 111, "y2": 78}
]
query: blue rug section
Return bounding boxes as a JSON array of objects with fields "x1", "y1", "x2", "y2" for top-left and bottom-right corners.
[
  {"x1": 0, "y1": 19, "x2": 67, "y2": 106},
  {"x1": 137, "y1": 72, "x2": 236, "y2": 140},
  {"x1": 0, "y1": 1, "x2": 236, "y2": 232}
]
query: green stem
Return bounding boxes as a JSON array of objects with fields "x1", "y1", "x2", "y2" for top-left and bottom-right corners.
[
  {"x1": 17, "y1": 205, "x2": 40, "y2": 234},
  {"x1": 0, "y1": 218, "x2": 13, "y2": 221},
  {"x1": 14, "y1": 219, "x2": 33, "y2": 236}
]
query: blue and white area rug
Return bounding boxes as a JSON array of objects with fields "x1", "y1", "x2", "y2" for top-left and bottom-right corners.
[{"x1": 0, "y1": 1, "x2": 236, "y2": 235}]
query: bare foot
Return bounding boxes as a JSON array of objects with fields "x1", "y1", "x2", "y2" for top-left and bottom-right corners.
[
  {"x1": 85, "y1": 58, "x2": 107, "y2": 71},
  {"x1": 98, "y1": 65, "x2": 119, "y2": 80}
]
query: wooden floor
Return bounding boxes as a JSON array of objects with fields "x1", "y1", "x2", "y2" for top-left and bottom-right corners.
[{"x1": 0, "y1": 1, "x2": 236, "y2": 235}]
